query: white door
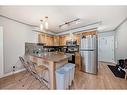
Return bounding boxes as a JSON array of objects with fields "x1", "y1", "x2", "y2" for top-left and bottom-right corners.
[
  {"x1": 0, "y1": 26, "x2": 3, "y2": 77},
  {"x1": 98, "y1": 36, "x2": 114, "y2": 63}
]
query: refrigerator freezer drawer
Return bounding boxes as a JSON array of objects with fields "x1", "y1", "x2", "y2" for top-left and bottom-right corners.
[{"x1": 80, "y1": 50, "x2": 97, "y2": 74}]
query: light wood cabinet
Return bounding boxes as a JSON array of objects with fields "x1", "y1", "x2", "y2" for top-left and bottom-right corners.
[
  {"x1": 59, "y1": 34, "x2": 81, "y2": 46},
  {"x1": 44, "y1": 35, "x2": 48, "y2": 45},
  {"x1": 82, "y1": 31, "x2": 96, "y2": 36},
  {"x1": 59, "y1": 36, "x2": 62, "y2": 46},
  {"x1": 59, "y1": 34, "x2": 81, "y2": 45},
  {"x1": 75, "y1": 52, "x2": 81, "y2": 71},
  {"x1": 38, "y1": 31, "x2": 96, "y2": 46},
  {"x1": 59, "y1": 36, "x2": 65, "y2": 46},
  {"x1": 50, "y1": 36, "x2": 54, "y2": 46},
  {"x1": 65, "y1": 35, "x2": 69, "y2": 41},
  {"x1": 74, "y1": 34, "x2": 81, "y2": 45},
  {"x1": 59, "y1": 35, "x2": 70, "y2": 46},
  {"x1": 38, "y1": 34, "x2": 46, "y2": 44},
  {"x1": 46, "y1": 35, "x2": 54, "y2": 46},
  {"x1": 53, "y1": 36, "x2": 60, "y2": 46},
  {"x1": 38, "y1": 34, "x2": 54, "y2": 46}
]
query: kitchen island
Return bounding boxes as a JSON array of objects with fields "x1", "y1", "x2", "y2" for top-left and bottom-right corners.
[{"x1": 28, "y1": 52, "x2": 71, "y2": 89}]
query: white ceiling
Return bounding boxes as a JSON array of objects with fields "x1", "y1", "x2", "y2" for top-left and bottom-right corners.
[{"x1": 0, "y1": 6, "x2": 127, "y2": 33}]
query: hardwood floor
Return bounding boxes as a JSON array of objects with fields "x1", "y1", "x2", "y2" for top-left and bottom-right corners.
[
  {"x1": 0, "y1": 72, "x2": 48, "y2": 89},
  {"x1": 72, "y1": 63, "x2": 127, "y2": 89},
  {"x1": 0, "y1": 63, "x2": 127, "y2": 90}
]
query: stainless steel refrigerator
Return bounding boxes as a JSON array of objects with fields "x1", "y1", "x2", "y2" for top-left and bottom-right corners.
[{"x1": 80, "y1": 35, "x2": 98, "y2": 74}]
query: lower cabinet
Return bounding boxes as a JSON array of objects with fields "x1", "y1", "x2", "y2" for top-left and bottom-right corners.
[{"x1": 75, "y1": 52, "x2": 81, "y2": 71}]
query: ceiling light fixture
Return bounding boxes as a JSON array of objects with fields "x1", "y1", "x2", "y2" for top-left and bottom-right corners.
[
  {"x1": 40, "y1": 16, "x2": 49, "y2": 32},
  {"x1": 59, "y1": 18, "x2": 80, "y2": 29},
  {"x1": 44, "y1": 16, "x2": 48, "y2": 30},
  {"x1": 40, "y1": 20, "x2": 44, "y2": 31}
]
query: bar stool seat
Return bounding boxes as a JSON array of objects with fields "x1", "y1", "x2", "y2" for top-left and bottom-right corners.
[{"x1": 33, "y1": 65, "x2": 48, "y2": 74}]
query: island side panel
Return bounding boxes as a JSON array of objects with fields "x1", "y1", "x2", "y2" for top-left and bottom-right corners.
[
  {"x1": 49, "y1": 59, "x2": 68, "y2": 89},
  {"x1": 49, "y1": 61, "x2": 55, "y2": 89}
]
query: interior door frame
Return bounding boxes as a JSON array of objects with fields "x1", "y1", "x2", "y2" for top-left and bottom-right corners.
[{"x1": 0, "y1": 26, "x2": 4, "y2": 77}]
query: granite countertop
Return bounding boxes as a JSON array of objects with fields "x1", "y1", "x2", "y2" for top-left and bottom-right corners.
[{"x1": 30, "y1": 52, "x2": 72, "y2": 63}]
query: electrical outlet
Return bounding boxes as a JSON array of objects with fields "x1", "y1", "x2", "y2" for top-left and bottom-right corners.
[
  {"x1": 12, "y1": 66, "x2": 16, "y2": 72},
  {"x1": 13, "y1": 66, "x2": 15, "y2": 68}
]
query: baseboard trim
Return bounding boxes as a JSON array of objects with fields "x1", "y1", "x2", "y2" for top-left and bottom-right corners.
[
  {"x1": 99, "y1": 61, "x2": 116, "y2": 64},
  {"x1": 0, "y1": 68, "x2": 25, "y2": 78}
]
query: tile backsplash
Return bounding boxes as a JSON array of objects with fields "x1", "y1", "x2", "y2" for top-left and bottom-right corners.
[{"x1": 25, "y1": 43, "x2": 44, "y2": 55}]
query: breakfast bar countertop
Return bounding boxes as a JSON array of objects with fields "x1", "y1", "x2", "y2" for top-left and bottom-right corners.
[
  {"x1": 29, "y1": 52, "x2": 72, "y2": 89},
  {"x1": 30, "y1": 52, "x2": 72, "y2": 63}
]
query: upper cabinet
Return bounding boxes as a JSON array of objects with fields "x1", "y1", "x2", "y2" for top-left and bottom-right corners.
[
  {"x1": 53, "y1": 36, "x2": 60, "y2": 46},
  {"x1": 74, "y1": 34, "x2": 81, "y2": 45},
  {"x1": 59, "y1": 35, "x2": 70, "y2": 46},
  {"x1": 38, "y1": 34, "x2": 45, "y2": 44},
  {"x1": 82, "y1": 31, "x2": 96, "y2": 36},
  {"x1": 46, "y1": 35, "x2": 54, "y2": 46},
  {"x1": 38, "y1": 31, "x2": 96, "y2": 46},
  {"x1": 38, "y1": 34, "x2": 54, "y2": 46},
  {"x1": 59, "y1": 35, "x2": 65, "y2": 46}
]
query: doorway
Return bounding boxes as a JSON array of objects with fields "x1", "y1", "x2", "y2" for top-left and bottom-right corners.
[{"x1": 98, "y1": 35, "x2": 115, "y2": 63}]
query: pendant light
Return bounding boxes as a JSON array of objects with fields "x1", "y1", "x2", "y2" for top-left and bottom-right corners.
[
  {"x1": 40, "y1": 20, "x2": 43, "y2": 32},
  {"x1": 40, "y1": 16, "x2": 48, "y2": 32},
  {"x1": 44, "y1": 16, "x2": 48, "y2": 30}
]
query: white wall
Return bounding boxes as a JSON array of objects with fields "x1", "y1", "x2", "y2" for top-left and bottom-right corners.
[
  {"x1": 0, "y1": 17, "x2": 38, "y2": 74},
  {"x1": 0, "y1": 26, "x2": 3, "y2": 77},
  {"x1": 115, "y1": 20, "x2": 127, "y2": 61},
  {"x1": 98, "y1": 31, "x2": 115, "y2": 37}
]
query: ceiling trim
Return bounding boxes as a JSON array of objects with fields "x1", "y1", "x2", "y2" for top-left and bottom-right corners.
[
  {"x1": 97, "y1": 29, "x2": 115, "y2": 33},
  {"x1": 0, "y1": 14, "x2": 37, "y2": 27},
  {"x1": 33, "y1": 21, "x2": 101, "y2": 35},
  {"x1": 0, "y1": 14, "x2": 57, "y2": 34},
  {"x1": 33, "y1": 30, "x2": 55, "y2": 36},
  {"x1": 0, "y1": 14, "x2": 116, "y2": 36},
  {"x1": 33, "y1": 21, "x2": 101, "y2": 36},
  {"x1": 114, "y1": 17, "x2": 127, "y2": 30},
  {"x1": 56, "y1": 28, "x2": 98, "y2": 36}
]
